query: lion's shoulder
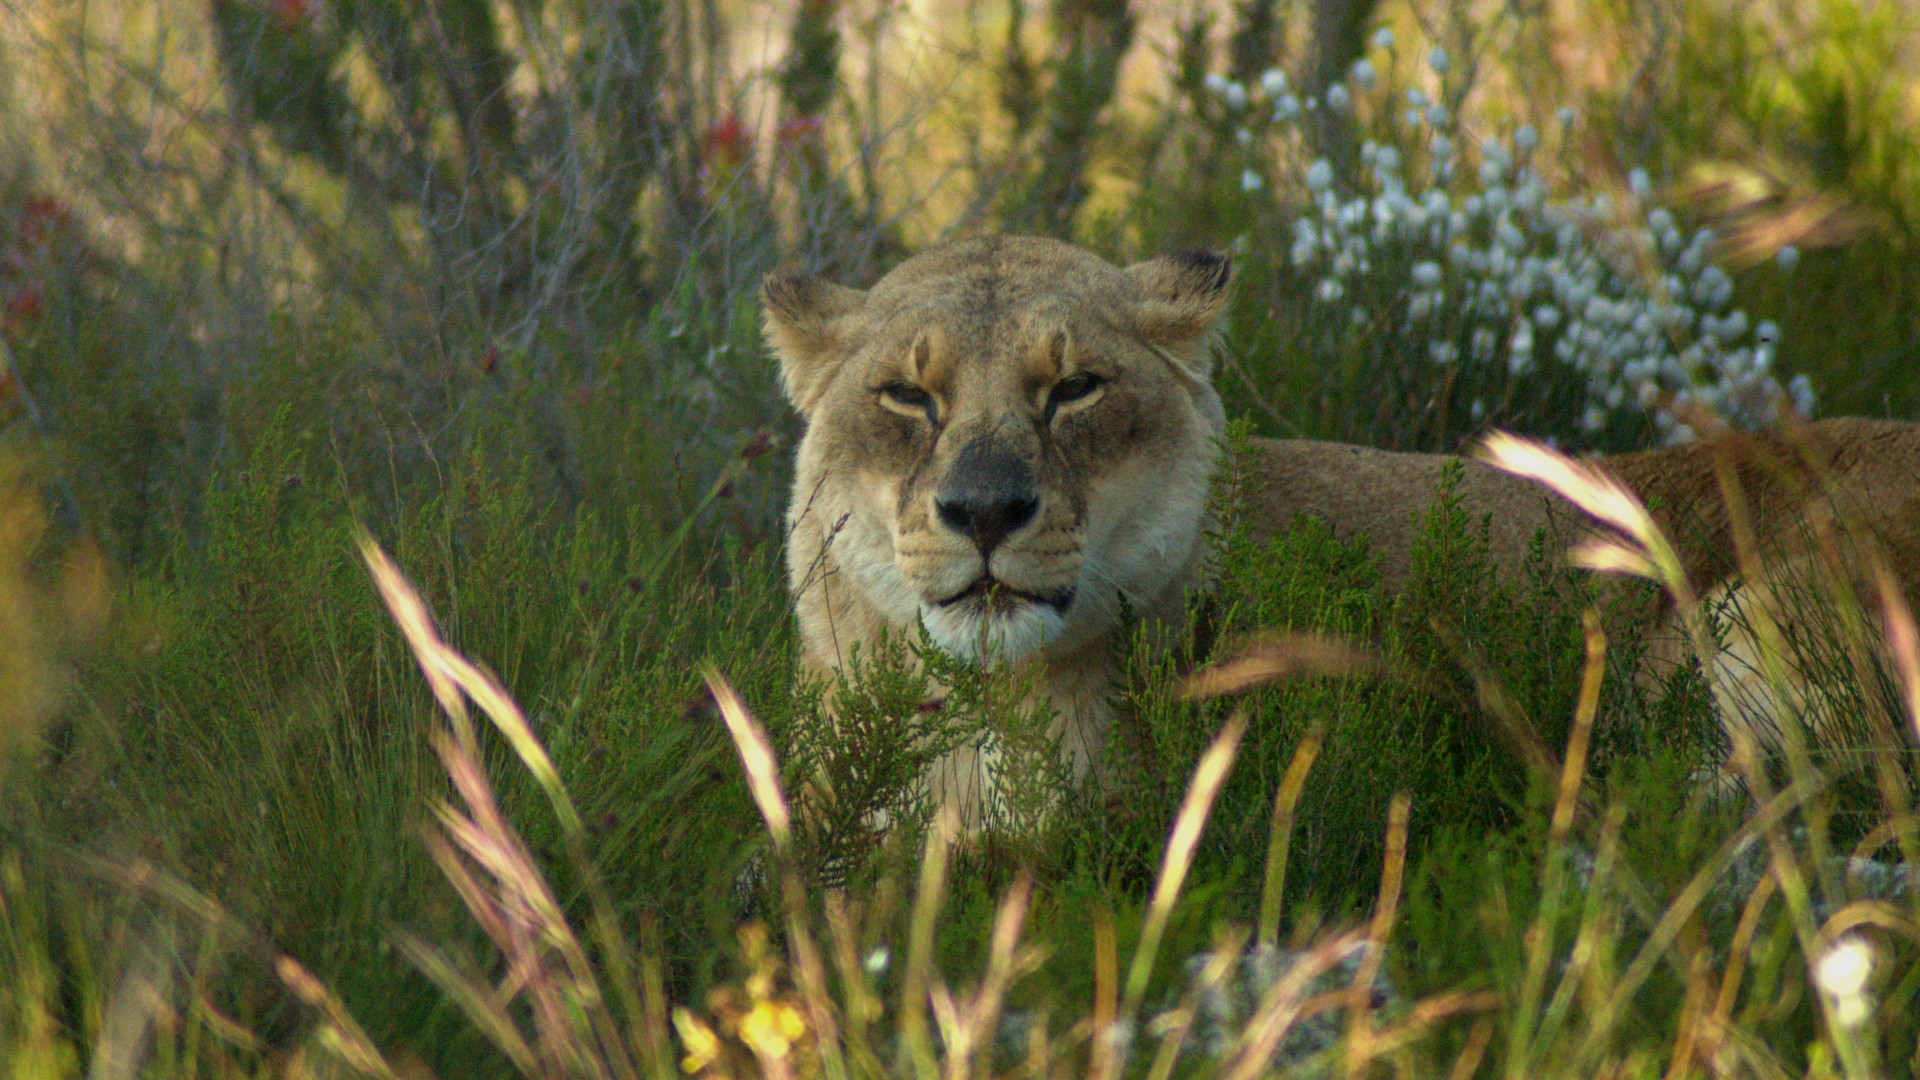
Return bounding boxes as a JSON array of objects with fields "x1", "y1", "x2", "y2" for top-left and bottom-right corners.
[{"x1": 1245, "y1": 436, "x2": 1570, "y2": 589}]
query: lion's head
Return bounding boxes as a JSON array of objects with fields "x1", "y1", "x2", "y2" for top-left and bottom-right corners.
[{"x1": 764, "y1": 235, "x2": 1232, "y2": 670}]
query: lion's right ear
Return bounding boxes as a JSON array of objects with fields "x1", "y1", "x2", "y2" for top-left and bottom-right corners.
[{"x1": 762, "y1": 270, "x2": 868, "y2": 414}]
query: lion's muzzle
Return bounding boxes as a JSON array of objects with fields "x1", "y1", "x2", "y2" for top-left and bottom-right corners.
[{"x1": 934, "y1": 436, "x2": 1040, "y2": 554}]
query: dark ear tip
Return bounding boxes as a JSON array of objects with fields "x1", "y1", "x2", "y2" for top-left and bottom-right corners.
[
  {"x1": 762, "y1": 270, "x2": 827, "y2": 319},
  {"x1": 1170, "y1": 248, "x2": 1231, "y2": 291}
]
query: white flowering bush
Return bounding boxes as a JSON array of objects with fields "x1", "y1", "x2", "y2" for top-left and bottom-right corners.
[{"x1": 1187, "y1": 35, "x2": 1812, "y2": 452}]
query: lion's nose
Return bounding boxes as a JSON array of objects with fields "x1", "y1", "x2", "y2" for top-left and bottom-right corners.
[
  {"x1": 935, "y1": 436, "x2": 1040, "y2": 554},
  {"x1": 936, "y1": 491, "x2": 1039, "y2": 553}
]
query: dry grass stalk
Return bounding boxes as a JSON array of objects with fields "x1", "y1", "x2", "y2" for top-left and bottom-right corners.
[
  {"x1": 1179, "y1": 632, "x2": 1376, "y2": 701},
  {"x1": 1218, "y1": 929, "x2": 1366, "y2": 1080},
  {"x1": 1121, "y1": 710, "x2": 1249, "y2": 1010},
  {"x1": 706, "y1": 667, "x2": 794, "y2": 847},
  {"x1": 359, "y1": 534, "x2": 652, "y2": 1080},
  {"x1": 1475, "y1": 431, "x2": 1696, "y2": 611},
  {"x1": 1141, "y1": 929, "x2": 1247, "y2": 1080},
  {"x1": 1258, "y1": 725, "x2": 1325, "y2": 950},
  {"x1": 1343, "y1": 793, "x2": 1410, "y2": 1074},
  {"x1": 929, "y1": 874, "x2": 1033, "y2": 1080}
]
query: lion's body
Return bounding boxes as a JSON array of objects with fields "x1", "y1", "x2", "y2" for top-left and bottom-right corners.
[{"x1": 764, "y1": 235, "x2": 1920, "y2": 829}]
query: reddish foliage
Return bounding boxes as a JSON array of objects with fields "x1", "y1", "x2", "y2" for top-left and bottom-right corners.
[
  {"x1": 740, "y1": 431, "x2": 776, "y2": 460},
  {"x1": 18, "y1": 196, "x2": 69, "y2": 245},
  {"x1": 271, "y1": 0, "x2": 308, "y2": 31},
  {"x1": 702, "y1": 114, "x2": 753, "y2": 170},
  {"x1": 777, "y1": 116, "x2": 825, "y2": 147},
  {"x1": 3, "y1": 285, "x2": 44, "y2": 330}
]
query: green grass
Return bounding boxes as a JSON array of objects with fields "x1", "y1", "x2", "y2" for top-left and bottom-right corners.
[
  {"x1": 2, "y1": 0, "x2": 1920, "y2": 1072},
  {"x1": 3, "y1": 415, "x2": 1917, "y2": 1077}
]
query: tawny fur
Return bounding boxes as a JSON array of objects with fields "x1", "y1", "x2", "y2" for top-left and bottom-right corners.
[{"x1": 764, "y1": 234, "x2": 1920, "y2": 829}]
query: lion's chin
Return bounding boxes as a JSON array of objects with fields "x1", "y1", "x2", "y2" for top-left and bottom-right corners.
[{"x1": 920, "y1": 600, "x2": 1067, "y2": 667}]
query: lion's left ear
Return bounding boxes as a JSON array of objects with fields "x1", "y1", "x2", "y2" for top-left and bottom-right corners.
[
  {"x1": 762, "y1": 269, "x2": 869, "y2": 414},
  {"x1": 1125, "y1": 250, "x2": 1232, "y2": 361}
]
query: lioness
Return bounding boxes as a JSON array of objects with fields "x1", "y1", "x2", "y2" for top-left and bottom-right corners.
[{"x1": 763, "y1": 234, "x2": 1920, "y2": 827}]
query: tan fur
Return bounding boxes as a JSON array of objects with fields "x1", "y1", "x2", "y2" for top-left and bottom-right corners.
[{"x1": 765, "y1": 235, "x2": 1920, "y2": 829}]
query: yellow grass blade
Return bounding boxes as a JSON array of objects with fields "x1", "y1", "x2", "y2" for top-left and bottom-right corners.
[{"x1": 704, "y1": 667, "x2": 793, "y2": 846}]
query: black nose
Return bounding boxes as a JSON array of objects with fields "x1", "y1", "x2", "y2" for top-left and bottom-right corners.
[
  {"x1": 936, "y1": 491, "x2": 1039, "y2": 553},
  {"x1": 935, "y1": 437, "x2": 1039, "y2": 553}
]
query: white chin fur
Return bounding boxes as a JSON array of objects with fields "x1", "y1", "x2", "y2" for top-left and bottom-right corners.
[{"x1": 920, "y1": 602, "x2": 1066, "y2": 666}]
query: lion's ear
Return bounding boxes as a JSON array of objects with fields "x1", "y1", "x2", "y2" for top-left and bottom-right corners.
[
  {"x1": 1124, "y1": 249, "x2": 1232, "y2": 368},
  {"x1": 762, "y1": 270, "x2": 869, "y2": 413}
]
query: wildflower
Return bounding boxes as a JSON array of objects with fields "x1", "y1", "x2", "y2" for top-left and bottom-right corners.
[
  {"x1": 776, "y1": 116, "x2": 824, "y2": 146},
  {"x1": 1755, "y1": 319, "x2": 1779, "y2": 343},
  {"x1": 1351, "y1": 59, "x2": 1377, "y2": 88},
  {"x1": 739, "y1": 1000, "x2": 807, "y2": 1059},
  {"x1": 1431, "y1": 135, "x2": 1454, "y2": 160},
  {"x1": 1510, "y1": 324, "x2": 1535, "y2": 364},
  {"x1": 1222, "y1": 80, "x2": 1248, "y2": 110},
  {"x1": 1306, "y1": 159, "x2": 1335, "y2": 192},
  {"x1": 1274, "y1": 94, "x2": 1302, "y2": 121},
  {"x1": 1260, "y1": 68, "x2": 1288, "y2": 96},
  {"x1": 270, "y1": 0, "x2": 308, "y2": 30},
  {"x1": 1374, "y1": 146, "x2": 1401, "y2": 173},
  {"x1": 1428, "y1": 47, "x2": 1450, "y2": 74},
  {"x1": 1235, "y1": 127, "x2": 1252, "y2": 145},
  {"x1": 1407, "y1": 88, "x2": 1429, "y2": 108},
  {"x1": 1514, "y1": 124, "x2": 1538, "y2": 152},
  {"x1": 1372, "y1": 27, "x2": 1395, "y2": 50},
  {"x1": 1316, "y1": 278, "x2": 1345, "y2": 303},
  {"x1": 1627, "y1": 168, "x2": 1651, "y2": 198},
  {"x1": 1790, "y1": 373, "x2": 1816, "y2": 415},
  {"x1": 1429, "y1": 340, "x2": 1458, "y2": 365},
  {"x1": 1326, "y1": 84, "x2": 1350, "y2": 112},
  {"x1": 3, "y1": 285, "x2": 44, "y2": 327},
  {"x1": 1411, "y1": 261, "x2": 1443, "y2": 288},
  {"x1": 1557, "y1": 105, "x2": 1577, "y2": 126},
  {"x1": 1815, "y1": 936, "x2": 1874, "y2": 1028},
  {"x1": 1204, "y1": 73, "x2": 1229, "y2": 95},
  {"x1": 703, "y1": 113, "x2": 753, "y2": 169},
  {"x1": 1776, "y1": 244, "x2": 1801, "y2": 272},
  {"x1": 1426, "y1": 103, "x2": 1448, "y2": 127},
  {"x1": 675, "y1": 1010, "x2": 724, "y2": 1073},
  {"x1": 1694, "y1": 265, "x2": 1733, "y2": 310},
  {"x1": 1240, "y1": 168, "x2": 1263, "y2": 192},
  {"x1": 864, "y1": 947, "x2": 891, "y2": 974},
  {"x1": 18, "y1": 196, "x2": 69, "y2": 245}
]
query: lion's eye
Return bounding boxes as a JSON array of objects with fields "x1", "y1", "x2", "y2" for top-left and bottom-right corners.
[
  {"x1": 879, "y1": 382, "x2": 937, "y2": 421},
  {"x1": 1045, "y1": 372, "x2": 1105, "y2": 419}
]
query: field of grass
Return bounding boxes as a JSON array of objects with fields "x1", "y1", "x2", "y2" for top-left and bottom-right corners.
[{"x1": 2, "y1": 0, "x2": 1919, "y2": 1075}]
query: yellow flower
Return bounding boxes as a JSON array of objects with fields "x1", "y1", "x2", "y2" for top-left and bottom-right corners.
[
  {"x1": 739, "y1": 1000, "x2": 806, "y2": 1059},
  {"x1": 673, "y1": 1008, "x2": 723, "y2": 1074}
]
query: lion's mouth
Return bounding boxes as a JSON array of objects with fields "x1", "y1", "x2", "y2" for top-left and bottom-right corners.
[{"x1": 936, "y1": 576, "x2": 1074, "y2": 614}]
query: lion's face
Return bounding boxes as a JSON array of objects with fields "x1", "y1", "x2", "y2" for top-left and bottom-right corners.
[{"x1": 765, "y1": 236, "x2": 1231, "y2": 667}]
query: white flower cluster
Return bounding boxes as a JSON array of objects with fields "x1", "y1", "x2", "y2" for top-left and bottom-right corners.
[{"x1": 1201, "y1": 39, "x2": 1811, "y2": 447}]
